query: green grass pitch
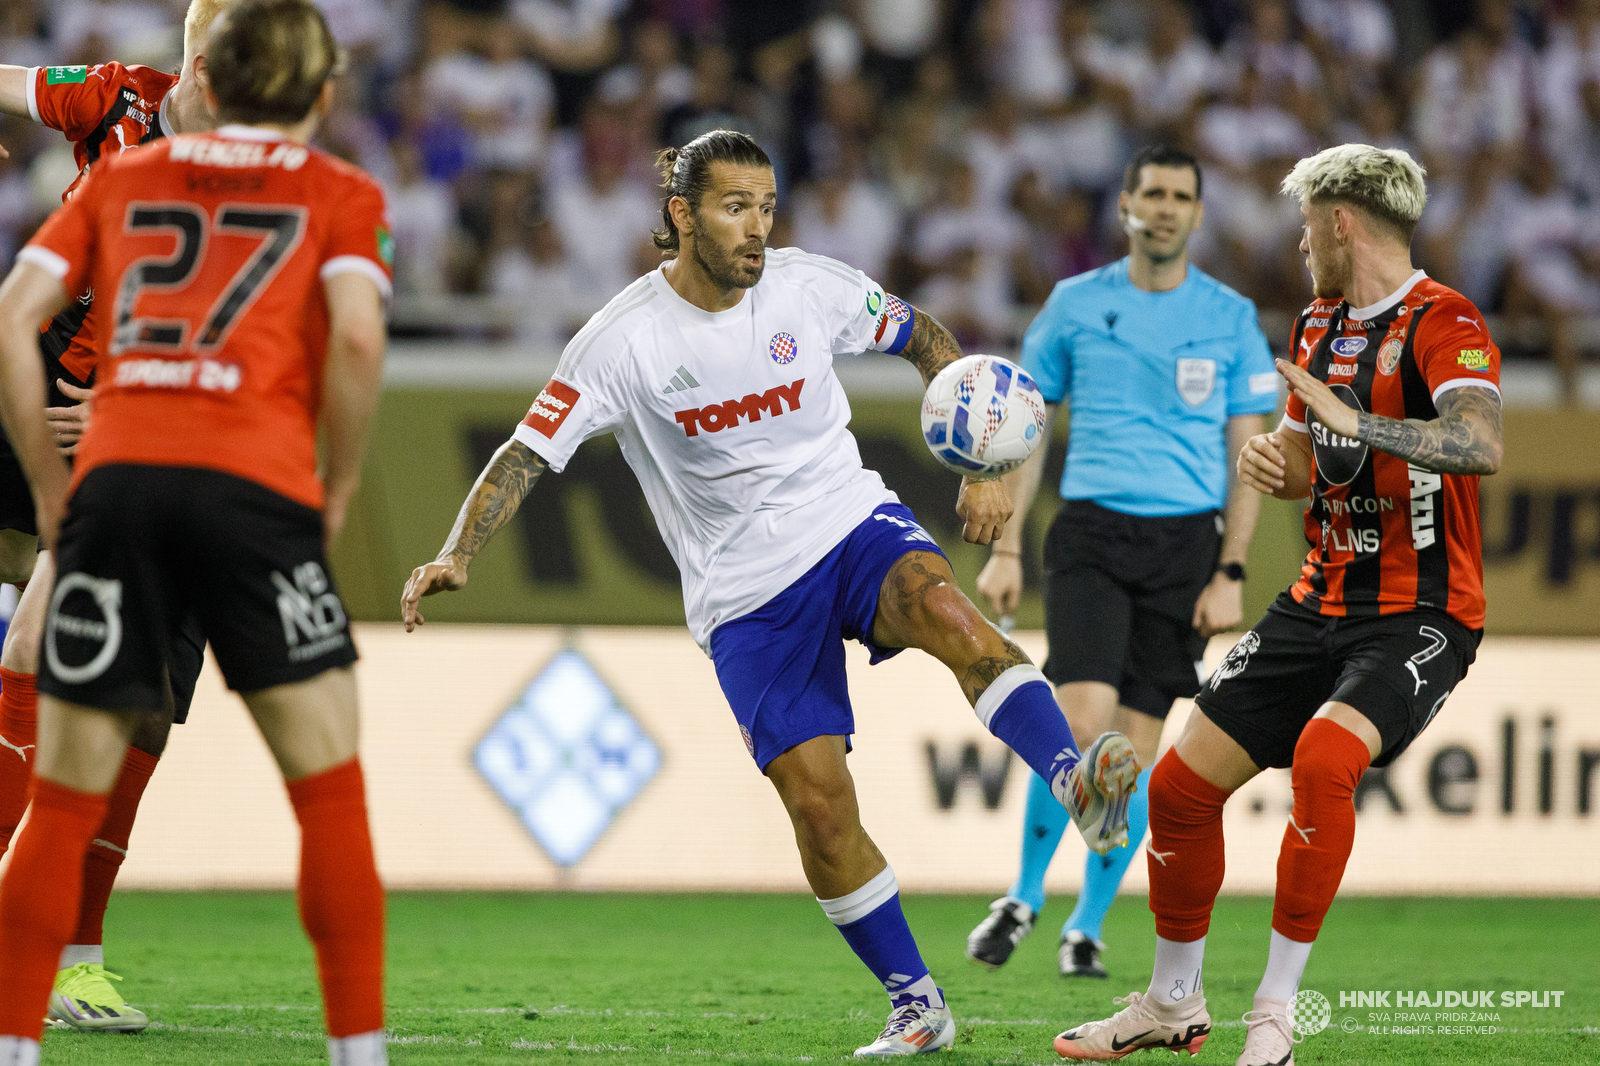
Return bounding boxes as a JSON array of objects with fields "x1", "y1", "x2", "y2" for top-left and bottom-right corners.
[{"x1": 39, "y1": 892, "x2": 1597, "y2": 1065}]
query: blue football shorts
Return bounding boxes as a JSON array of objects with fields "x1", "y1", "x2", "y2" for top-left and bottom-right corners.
[{"x1": 708, "y1": 502, "x2": 948, "y2": 771}]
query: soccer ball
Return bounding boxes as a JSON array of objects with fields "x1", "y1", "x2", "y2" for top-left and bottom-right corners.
[{"x1": 920, "y1": 355, "x2": 1048, "y2": 479}]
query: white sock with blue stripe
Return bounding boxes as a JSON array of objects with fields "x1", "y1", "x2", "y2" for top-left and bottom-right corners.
[{"x1": 973, "y1": 665, "x2": 1081, "y2": 801}]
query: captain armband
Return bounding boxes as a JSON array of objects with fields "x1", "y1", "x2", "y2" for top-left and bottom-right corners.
[{"x1": 864, "y1": 290, "x2": 915, "y2": 355}]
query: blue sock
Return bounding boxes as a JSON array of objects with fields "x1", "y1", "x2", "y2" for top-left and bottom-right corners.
[
  {"x1": 1064, "y1": 766, "x2": 1152, "y2": 941},
  {"x1": 819, "y1": 866, "x2": 944, "y2": 1009},
  {"x1": 975, "y1": 666, "x2": 1080, "y2": 800},
  {"x1": 1008, "y1": 770, "x2": 1069, "y2": 914}
]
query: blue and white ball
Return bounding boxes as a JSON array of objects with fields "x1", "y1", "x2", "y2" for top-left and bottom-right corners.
[{"x1": 920, "y1": 355, "x2": 1048, "y2": 479}]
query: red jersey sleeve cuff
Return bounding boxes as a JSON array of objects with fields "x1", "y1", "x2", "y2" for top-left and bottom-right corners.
[
  {"x1": 24, "y1": 67, "x2": 40, "y2": 123},
  {"x1": 1278, "y1": 413, "x2": 1307, "y2": 433},
  {"x1": 17, "y1": 244, "x2": 70, "y2": 280}
]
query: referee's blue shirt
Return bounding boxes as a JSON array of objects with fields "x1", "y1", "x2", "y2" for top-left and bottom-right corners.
[{"x1": 1020, "y1": 259, "x2": 1279, "y2": 517}]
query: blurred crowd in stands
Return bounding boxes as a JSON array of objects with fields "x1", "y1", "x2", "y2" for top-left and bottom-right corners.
[{"x1": 1, "y1": 0, "x2": 1597, "y2": 398}]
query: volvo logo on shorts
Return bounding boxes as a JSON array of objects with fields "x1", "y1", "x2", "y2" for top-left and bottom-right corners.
[
  {"x1": 1309, "y1": 384, "x2": 1369, "y2": 486},
  {"x1": 1330, "y1": 336, "x2": 1368, "y2": 357},
  {"x1": 272, "y1": 562, "x2": 348, "y2": 662},
  {"x1": 46, "y1": 573, "x2": 123, "y2": 684}
]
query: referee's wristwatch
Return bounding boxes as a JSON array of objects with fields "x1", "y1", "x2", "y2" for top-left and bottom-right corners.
[{"x1": 1217, "y1": 562, "x2": 1247, "y2": 582}]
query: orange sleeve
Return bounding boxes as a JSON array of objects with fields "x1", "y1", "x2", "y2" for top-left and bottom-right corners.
[
  {"x1": 318, "y1": 172, "x2": 393, "y2": 300},
  {"x1": 1414, "y1": 299, "x2": 1502, "y2": 404},
  {"x1": 29, "y1": 63, "x2": 126, "y2": 142},
  {"x1": 17, "y1": 167, "x2": 101, "y2": 298}
]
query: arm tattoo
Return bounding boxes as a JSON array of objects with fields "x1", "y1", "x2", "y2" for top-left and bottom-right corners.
[
  {"x1": 900, "y1": 305, "x2": 966, "y2": 385},
  {"x1": 1354, "y1": 386, "x2": 1504, "y2": 475},
  {"x1": 439, "y1": 439, "x2": 547, "y2": 567}
]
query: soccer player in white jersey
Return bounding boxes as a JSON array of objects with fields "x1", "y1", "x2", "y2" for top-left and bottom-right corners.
[{"x1": 402, "y1": 130, "x2": 1141, "y2": 1057}]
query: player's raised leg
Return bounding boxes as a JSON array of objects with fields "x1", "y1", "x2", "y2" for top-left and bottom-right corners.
[
  {"x1": 1053, "y1": 709, "x2": 1258, "y2": 1060},
  {"x1": 966, "y1": 680, "x2": 1120, "y2": 970},
  {"x1": 766, "y1": 737, "x2": 955, "y2": 1057},
  {"x1": 870, "y1": 550, "x2": 1140, "y2": 856}
]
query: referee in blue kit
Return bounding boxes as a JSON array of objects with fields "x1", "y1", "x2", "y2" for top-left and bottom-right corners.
[{"x1": 966, "y1": 146, "x2": 1280, "y2": 979}]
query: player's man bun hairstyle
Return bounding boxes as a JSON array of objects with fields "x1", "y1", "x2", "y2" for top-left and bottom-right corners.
[
  {"x1": 653, "y1": 129, "x2": 773, "y2": 256},
  {"x1": 204, "y1": 0, "x2": 345, "y2": 126},
  {"x1": 1280, "y1": 143, "x2": 1428, "y2": 245}
]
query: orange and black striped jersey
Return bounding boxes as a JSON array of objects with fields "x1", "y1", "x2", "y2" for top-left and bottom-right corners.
[
  {"x1": 25, "y1": 62, "x2": 180, "y2": 383},
  {"x1": 1281, "y1": 272, "x2": 1500, "y2": 629}
]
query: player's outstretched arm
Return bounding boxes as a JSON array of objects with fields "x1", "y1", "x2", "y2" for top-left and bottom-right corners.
[
  {"x1": 401, "y1": 438, "x2": 547, "y2": 631},
  {"x1": 975, "y1": 404, "x2": 1057, "y2": 617},
  {"x1": 1278, "y1": 358, "x2": 1503, "y2": 475},
  {"x1": 897, "y1": 305, "x2": 1016, "y2": 543},
  {"x1": 898, "y1": 304, "x2": 965, "y2": 386}
]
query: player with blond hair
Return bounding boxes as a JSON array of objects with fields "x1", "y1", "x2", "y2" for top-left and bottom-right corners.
[
  {"x1": 0, "y1": 0, "x2": 390, "y2": 1061},
  {"x1": 1054, "y1": 144, "x2": 1503, "y2": 1065},
  {"x1": 0, "y1": 0, "x2": 227, "y2": 1032}
]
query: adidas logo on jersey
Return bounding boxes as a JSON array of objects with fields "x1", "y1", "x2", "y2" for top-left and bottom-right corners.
[
  {"x1": 661, "y1": 365, "x2": 701, "y2": 394},
  {"x1": 675, "y1": 378, "x2": 804, "y2": 437}
]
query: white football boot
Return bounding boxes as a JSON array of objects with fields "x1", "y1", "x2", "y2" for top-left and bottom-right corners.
[
  {"x1": 854, "y1": 997, "x2": 956, "y2": 1056},
  {"x1": 1057, "y1": 732, "x2": 1141, "y2": 855},
  {"x1": 1054, "y1": 991, "x2": 1211, "y2": 1060},
  {"x1": 1237, "y1": 998, "x2": 1299, "y2": 1066}
]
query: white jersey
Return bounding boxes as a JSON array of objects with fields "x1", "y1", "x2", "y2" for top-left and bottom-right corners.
[{"x1": 512, "y1": 247, "x2": 919, "y2": 651}]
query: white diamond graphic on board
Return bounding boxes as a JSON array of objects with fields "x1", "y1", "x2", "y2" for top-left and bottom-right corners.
[{"x1": 474, "y1": 649, "x2": 661, "y2": 866}]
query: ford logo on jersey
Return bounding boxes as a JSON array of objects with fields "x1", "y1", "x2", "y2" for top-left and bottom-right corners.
[
  {"x1": 1331, "y1": 336, "x2": 1368, "y2": 357},
  {"x1": 770, "y1": 332, "x2": 798, "y2": 365}
]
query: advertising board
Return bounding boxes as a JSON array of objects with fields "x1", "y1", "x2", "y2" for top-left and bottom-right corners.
[{"x1": 101, "y1": 626, "x2": 1600, "y2": 895}]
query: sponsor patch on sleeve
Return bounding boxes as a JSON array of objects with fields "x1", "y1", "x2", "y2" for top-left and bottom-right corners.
[
  {"x1": 375, "y1": 224, "x2": 395, "y2": 268},
  {"x1": 45, "y1": 65, "x2": 88, "y2": 85},
  {"x1": 1457, "y1": 348, "x2": 1491, "y2": 371},
  {"x1": 522, "y1": 379, "x2": 581, "y2": 438},
  {"x1": 1248, "y1": 371, "x2": 1278, "y2": 395}
]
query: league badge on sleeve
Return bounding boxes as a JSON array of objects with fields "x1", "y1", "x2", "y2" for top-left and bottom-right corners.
[
  {"x1": 1175, "y1": 358, "x2": 1216, "y2": 407},
  {"x1": 770, "y1": 332, "x2": 798, "y2": 365}
]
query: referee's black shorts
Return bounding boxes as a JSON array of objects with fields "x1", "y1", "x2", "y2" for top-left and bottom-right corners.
[{"x1": 1040, "y1": 499, "x2": 1221, "y2": 720}]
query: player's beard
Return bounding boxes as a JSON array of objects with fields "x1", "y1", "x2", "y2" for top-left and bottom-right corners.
[{"x1": 693, "y1": 230, "x2": 765, "y2": 290}]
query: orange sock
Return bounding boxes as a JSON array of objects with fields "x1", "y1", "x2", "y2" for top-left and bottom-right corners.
[
  {"x1": 0, "y1": 667, "x2": 38, "y2": 858},
  {"x1": 0, "y1": 778, "x2": 107, "y2": 1039},
  {"x1": 1272, "y1": 718, "x2": 1371, "y2": 942},
  {"x1": 1146, "y1": 749, "x2": 1233, "y2": 942},
  {"x1": 71, "y1": 747, "x2": 159, "y2": 947},
  {"x1": 287, "y1": 758, "x2": 385, "y2": 1038}
]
